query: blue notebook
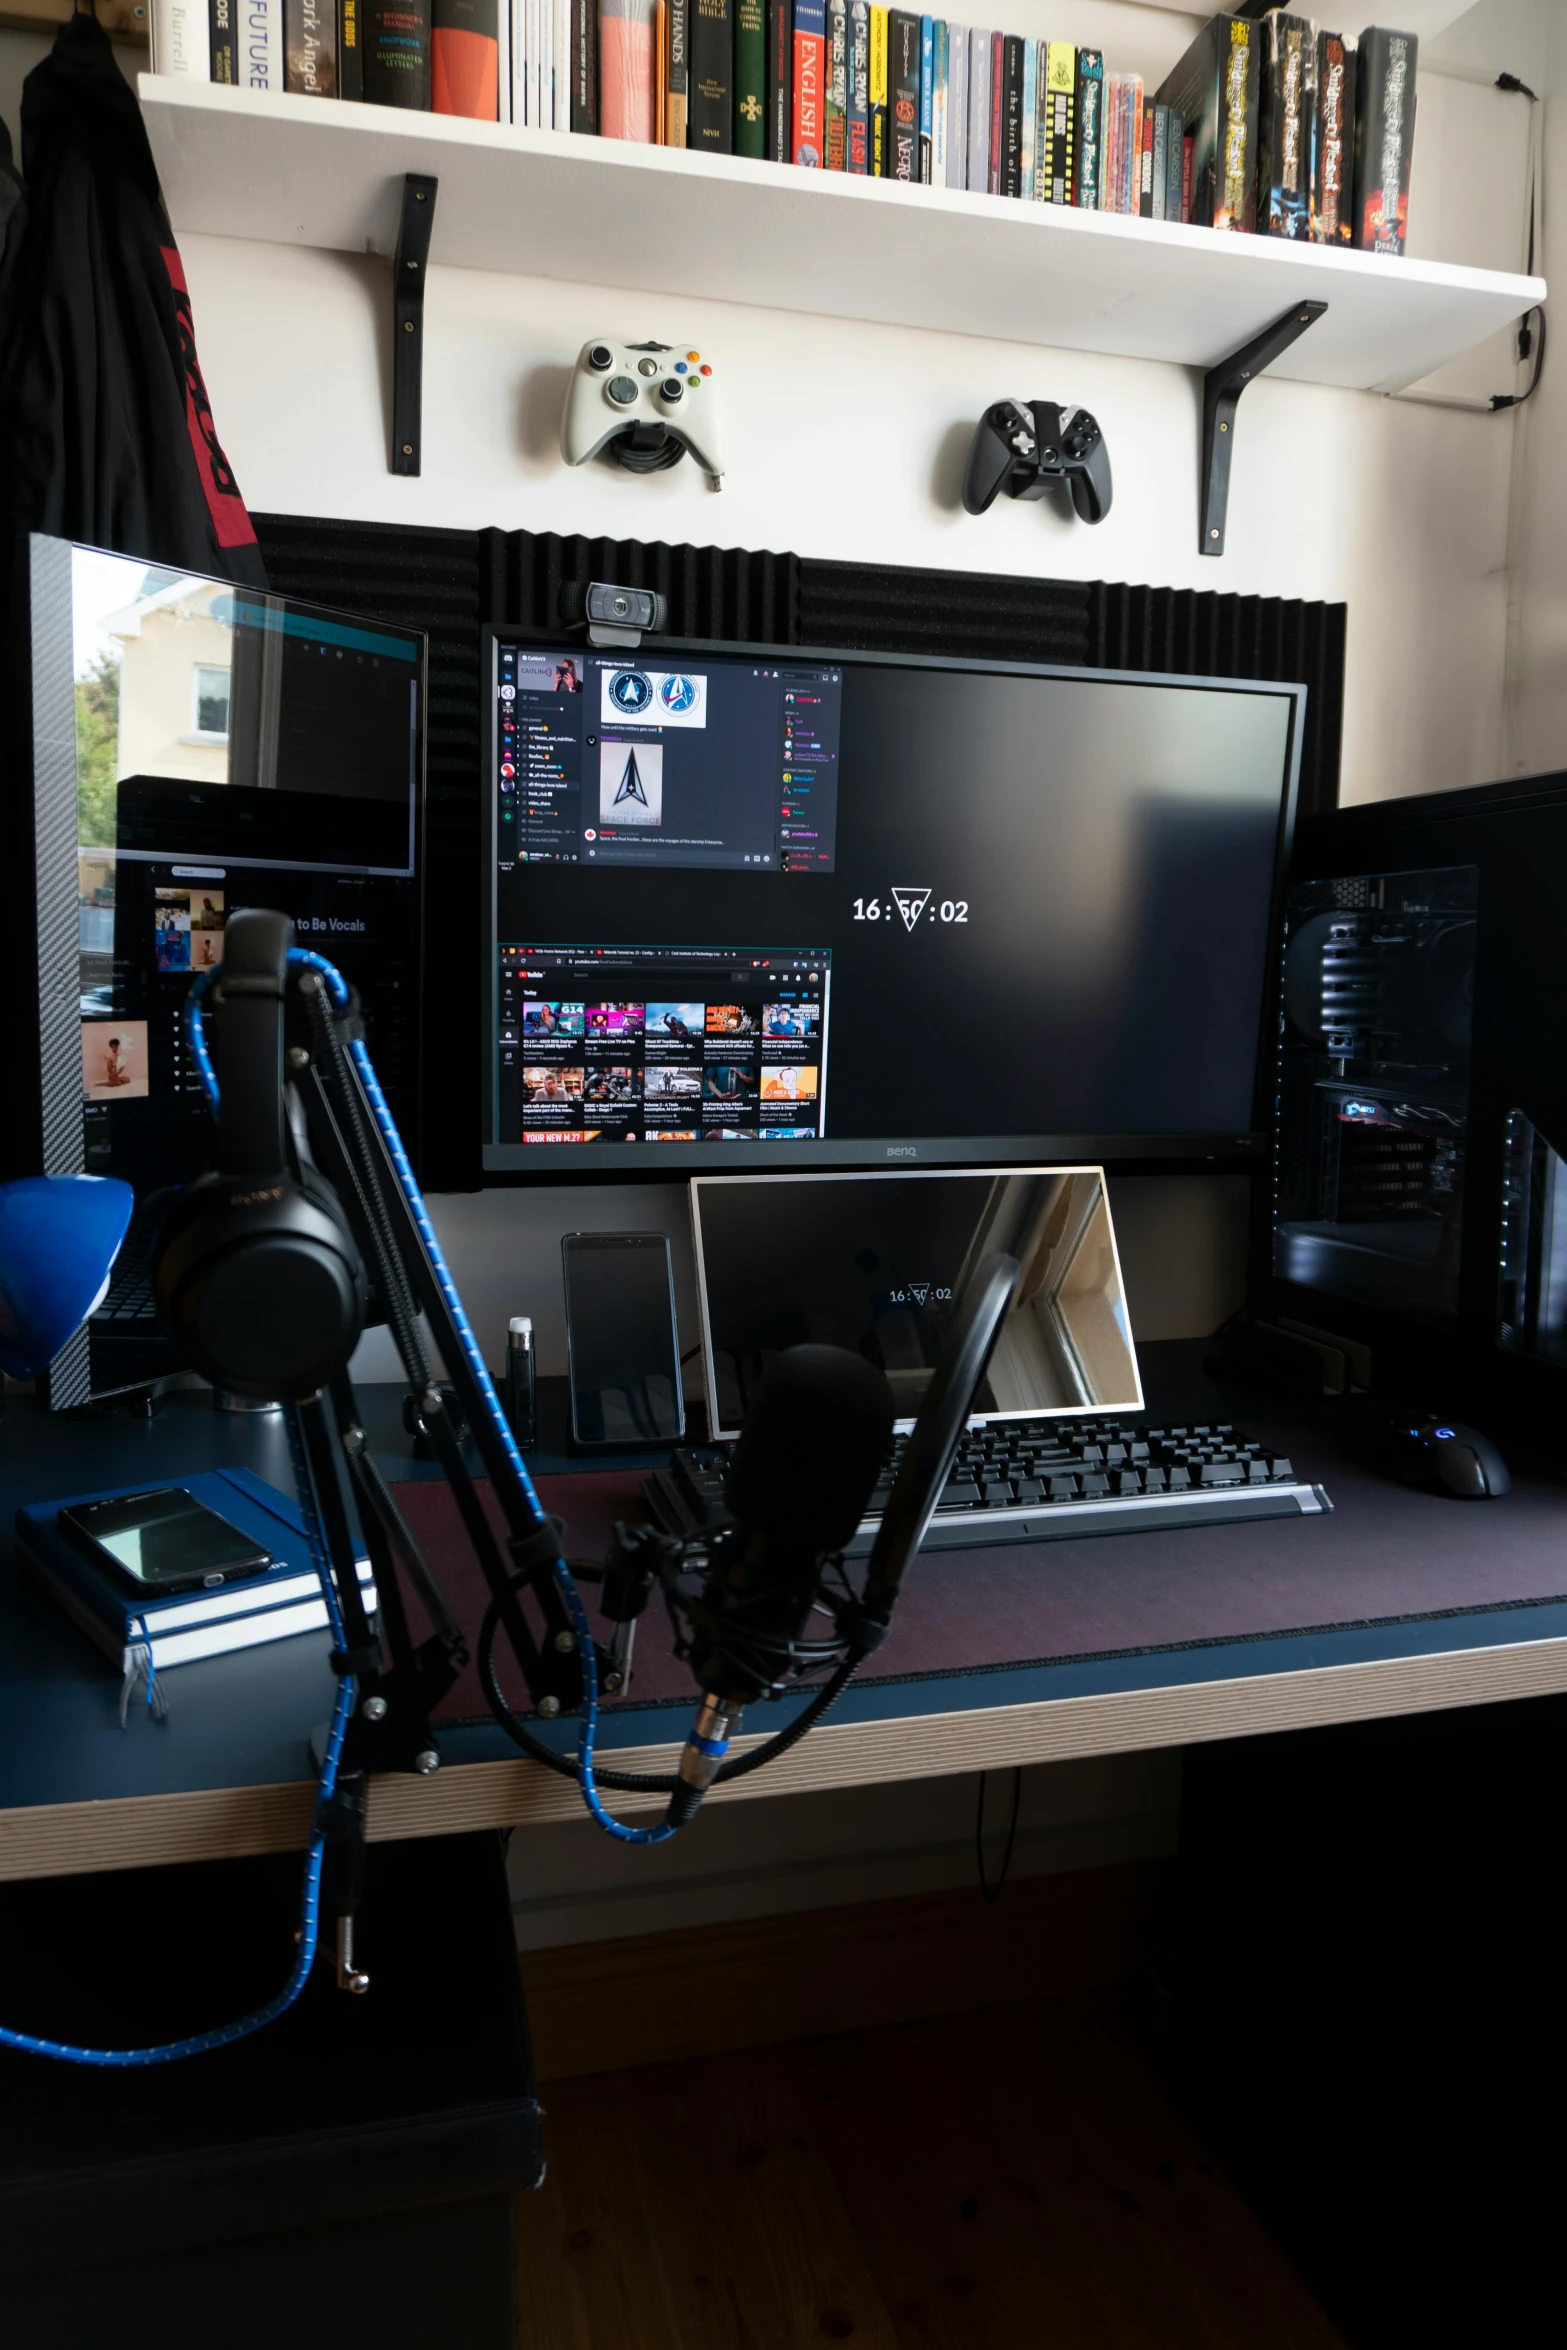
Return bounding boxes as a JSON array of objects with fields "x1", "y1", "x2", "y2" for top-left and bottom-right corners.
[{"x1": 16, "y1": 1469, "x2": 374, "y2": 1709}]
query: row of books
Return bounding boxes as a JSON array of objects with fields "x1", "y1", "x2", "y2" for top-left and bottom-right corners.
[{"x1": 152, "y1": 1, "x2": 1416, "y2": 254}]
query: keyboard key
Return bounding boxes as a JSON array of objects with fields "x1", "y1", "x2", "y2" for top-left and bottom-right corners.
[
  {"x1": 1047, "y1": 1476, "x2": 1079, "y2": 1500},
  {"x1": 982, "y1": 1479, "x2": 1013, "y2": 1506},
  {"x1": 1199, "y1": 1461, "x2": 1246, "y2": 1485},
  {"x1": 1114, "y1": 1469, "x2": 1142, "y2": 1495},
  {"x1": 940, "y1": 1480, "x2": 981, "y2": 1509},
  {"x1": 1014, "y1": 1479, "x2": 1043, "y2": 1504},
  {"x1": 1078, "y1": 1472, "x2": 1110, "y2": 1497},
  {"x1": 1167, "y1": 1467, "x2": 1190, "y2": 1491},
  {"x1": 1269, "y1": 1458, "x2": 1295, "y2": 1482},
  {"x1": 1246, "y1": 1460, "x2": 1271, "y2": 1483}
]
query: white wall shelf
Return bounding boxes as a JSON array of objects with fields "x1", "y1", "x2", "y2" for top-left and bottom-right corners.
[{"x1": 140, "y1": 74, "x2": 1544, "y2": 396}]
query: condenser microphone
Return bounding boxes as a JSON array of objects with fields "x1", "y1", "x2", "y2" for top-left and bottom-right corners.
[{"x1": 671, "y1": 1344, "x2": 895, "y2": 1825}]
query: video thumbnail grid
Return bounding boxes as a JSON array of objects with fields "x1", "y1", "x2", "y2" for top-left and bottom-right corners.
[{"x1": 496, "y1": 944, "x2": 828, "y2": 1145}]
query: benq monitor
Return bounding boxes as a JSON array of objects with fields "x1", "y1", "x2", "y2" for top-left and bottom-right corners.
[{"x1": 480, "y1": 635, "x2": 1302, "y2": 1173}]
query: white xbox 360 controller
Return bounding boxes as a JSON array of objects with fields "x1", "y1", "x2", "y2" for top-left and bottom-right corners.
[{"x1": 560, "y1": 339, "x2": 725, "y2": 489}]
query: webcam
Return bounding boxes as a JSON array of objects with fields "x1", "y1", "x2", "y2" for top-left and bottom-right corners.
[{"x1": 558, "y1": 580, "x2": 671, "y2": 650}]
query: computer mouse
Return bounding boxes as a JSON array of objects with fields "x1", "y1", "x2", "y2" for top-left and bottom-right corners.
[{"x1": 1389, "y1": 1416, "x2": 1511, "y2": 1498}]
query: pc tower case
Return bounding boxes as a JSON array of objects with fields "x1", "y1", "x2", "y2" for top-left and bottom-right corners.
[{"x1": 1262, "y1": 771, "x2": 1567, "y2": 1421}]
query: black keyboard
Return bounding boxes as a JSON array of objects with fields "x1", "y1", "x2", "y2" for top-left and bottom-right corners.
[
  {"x1": 650, "y1": 1416, "x2": 1329, "y2": 1554},
  {"x1": 91, "y1": 1198, "x2": 164, "y2": 1330}
]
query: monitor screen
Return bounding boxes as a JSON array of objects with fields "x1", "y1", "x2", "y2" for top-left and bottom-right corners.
[
  {"x1": 691, "y1": 1166, "x2": 1143, "y2": 1439},
  {"x1": 482, "y1": 637, "x2": 1300, "y2": 1170}
]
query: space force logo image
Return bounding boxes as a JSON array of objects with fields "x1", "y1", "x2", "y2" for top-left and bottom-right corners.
[{"x1": 599, "y1": 669, "x2": 710, "y2": 729}]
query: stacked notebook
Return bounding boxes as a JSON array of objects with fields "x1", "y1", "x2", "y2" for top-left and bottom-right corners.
[{"x1": 16, "y1": 1468, "x2": 374, "y2": 1710}]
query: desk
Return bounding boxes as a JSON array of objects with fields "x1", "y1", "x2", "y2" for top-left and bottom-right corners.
[{"x1": 4, "y1": 1345, "x2": 1566, "y2": 1881}]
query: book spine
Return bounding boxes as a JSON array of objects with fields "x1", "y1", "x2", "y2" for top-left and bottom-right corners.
[
  {"x1": 845, "y1": 0, "x2": 869, "y2": 169},
  {"x1": 825, "y1": 0, "x2": 846, "y2": 164},
  {"x1": 793, "y1": 0, "x2": 825, "y2": 163},
  {"x1": 1217, "y1": 15, "x2": 1257, "y2": 231},
  {"x1": 868, "y1": 1, "x2": 886, "y2": 171},
  {"x1": 525, "y1": 0, "x2": 538, "y2": 118},
  {"x1": 665, "y1": 0, "x2": 687, "y2": 140},
  {"x1": 653, "y1": 0, "x2": 666, "y2": 135},
  {"x1": 734, "y1": 0, "x2": 764, "y2": 150},
  {"x1": 918, "y1": 12, "x2": 932, "y2": 181},
  {"x1": 1354, "y1": 25, "x2": 1415, "y2": 256},
  {"x1": 154, "y1": 0, "x2": 211, "y2": 75},
  {"x1": 888, "y1": 8, "x2": 918, "y2": 181},
  {"x1": 364, "y1": 0, "x2": 430, "y2": 103},
  {"x1": 1073, "y1": 47, "x2": 1100, "y2": 208},
  {"x1": 1138, "y1": 93, "x2": 1154, "y2": 216},
  {"x1": 986, "y1": 29, "x2": 1000, "y2": 192},
  {"x1": 998, "y1": 33, "x2": 1021, "y2": 197},
  {"x1": 432, "y1": 0, "x2": 497, "y2": 113},
  {"x1": 554, "y1": 0, "x2": 570, "y2": 120},
  {"x1": 931, "y1": 18, "x2": 946, "y2": 185},
  {"x1": 1165, "y1": 105, "x2": 1183, "y2": 221},
  {"x1": 690, "y1": 0, "x2": 733, "y2": 146},
  {"x1": 337, "y1": 0, "x2": 362, "y2": 89},
  {"x1": 1037, "y1": 39, "x2": 1070, "y2": 203},
  {"x1": 964, "y1": 24, "x2": 986, "y2": 193},
  {"x1": 572, "y1": 0, "x2": 598, "y2": 128},
  {"x1": 1258, "y1": 13, "x2": 1312, "y2": 237},
  {"x1": 210, "y1": 0, "x2": 237, "y2": 79},
  {"x1": 944, "y1": 17, "x2": 964, "y2": 188},
  {"x1": 1151, "y1": 101, "x2": 1167, "y2": 219},
  {"x1": 1181, "y1": 126, "x2": 1192, "y2": 222},
  {"x1": 1310, "y1": 31, "x2": 1351, "y2": 244},
  {"x1": 1018, "y1": 35, "x2": 1034, "y2": 200},
  {"x1": 600, "y1": 0, "x2": 655, "y2": 135},
  {"x1": 767, "y1": 0, "x2": 791, "y2": 156},
  {"x1": 241, "y1": 0, "x2": 283, "y2": 86}
]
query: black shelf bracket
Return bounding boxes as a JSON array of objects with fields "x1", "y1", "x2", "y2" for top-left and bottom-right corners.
[
  {"x1": 392, "y1": 174, "x2": 439, "y2": 478},
  {"x1": 1201, "y1": 300, "x2": 1327, "y2": 557}
]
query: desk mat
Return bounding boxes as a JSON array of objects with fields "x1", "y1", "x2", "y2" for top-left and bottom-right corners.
[{"x1": 391, "y1": 1429, "x2": 1567, "y2": 1724}]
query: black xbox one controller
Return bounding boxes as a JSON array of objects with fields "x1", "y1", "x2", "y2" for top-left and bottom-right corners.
[{"x1": 962, "y1": 400, "x2": 1112, "y2": 525}]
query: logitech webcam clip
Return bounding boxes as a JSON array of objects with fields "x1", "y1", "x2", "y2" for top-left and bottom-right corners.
[{"x1": 963, "y1": 400, "x2": 1112, "y2": 525}]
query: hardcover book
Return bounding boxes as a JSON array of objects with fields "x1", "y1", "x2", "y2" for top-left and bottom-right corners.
[
  {"x1": 1036, "y1": 40, "x2": 1074, "y2": 205},
  {"x1": 239, "y1": 0, "x2": 283, "y2": 86},
  {"x1": 1354, "y1": 25, "x2": 1416, "y2": 255},
  {"x1": 689, "y1": 0, "x2": 732, "y2": 147},
  {"x1": 767, "y1": 0, "x2": 792, "y2": 159},
  {"x1": 793, "y1": 0, "x2": 826, "y2": 164},
  {"x1": 1151, "y1": 101, "x2": 1168, "y2": 218},
  {"x1": 735, "y1": 0, "x2": 766, "y2": 152},
  {"x1": 1074, "y1": 46, "x2": 1101, "y2": 208},
  {"x1": 364, "y1": 0, "x2": 431, "y2": 106},
  {"x1": 825, "y1": 0, "x2": 847, "y2": 165},
  {"x1": 665, "y1": 0, "x2": 688, "y2": 143},
  {"x1": 918, "y1": 12, "x2": 933, "y2": 181},
  {"x1": 210, "y1": 0, "x2": 236, "y2": 81},
  {"x1": 888, "y1": 7, "x2": 919, "y2": 181},
  {"x1": 153, "y1": 0, "x2": 210, "y2": 75},
  {"x1": 1257, "y1": 9, "x2": 1314, "y2": 237},
  {"x1": 944, "y1": 18, "x2": 965, "y2": 188},
  {"x1": 572, "y1": 0, "x2": 599, "y2": 129},
  {"x1": 998, "y1": 31, "x2": 1022, "y2": 197},
  {"x1": 432, "y1": 0, "x2": 497, "y2": 113},
  {"x1": 965, "y1": 25, "x2": 988, "y2": 193},
  {"x1": 1138, "y1": 93, "x2": 1155, "y2": 216},
  {"x1": 1018, "y1": 36, "x2": 1035, "y2": 199},
  {"x1": 1164, "y1": 105, "x2": 1184, "y2": 220},
  {"x1": 987, "y1": 25, "x2": 1001, "y2": 191},
  {"x1": 1310, "y1": 29, "x2": 1354, "y2": 243},
  {"x1": 868, "y1": 1, "x2": 886, "y2": 171},
  {"x1": 600, "y1": 0, "x2": 656, "y2": 136},
  {"x1": 554, "y1": 0, "x2": 569, "y2": 119},
  {"x1": 1153, "y1": 12, "x2": 1258, "y2": 232},
  {"x1": 845, "y1": 0, "x2": 869, "y2": 169}
]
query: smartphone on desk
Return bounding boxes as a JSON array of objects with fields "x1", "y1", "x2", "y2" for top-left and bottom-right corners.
[
  {"x1": 561, "y1": 1231, "x2": 685, "y2": 1452},
  {"x1": 59, "y1": 1487, "x2": 273, "y2": 1597}
]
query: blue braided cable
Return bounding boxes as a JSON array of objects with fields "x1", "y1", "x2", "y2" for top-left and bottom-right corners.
[
  {"x1": 184, "y1": 963, "x2": 222, "y2": 1112},
  {"x1": 281, "y1": 951, "x2": 678, "y2": 1845},
  {"x1": 0, "y1": 1407, "x2": 354, "y2": 2066}
]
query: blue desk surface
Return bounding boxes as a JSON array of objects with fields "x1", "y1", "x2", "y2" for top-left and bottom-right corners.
[{"x1": 3, "y1": 1357, "x2": 1565, "y2": 1835}]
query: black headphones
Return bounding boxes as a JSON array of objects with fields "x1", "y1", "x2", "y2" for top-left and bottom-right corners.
[{"x1": 153, "y1": 909, "x2": 367, "y2": 1401}]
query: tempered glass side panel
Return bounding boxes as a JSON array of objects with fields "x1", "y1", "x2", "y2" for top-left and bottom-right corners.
[
  {"x1": 1274, "y1": 866, "x2": 1477, "y2": 1323},
  {"x1": 1499, "y1": 1110, "x2": 1567, "y2": 1366}
]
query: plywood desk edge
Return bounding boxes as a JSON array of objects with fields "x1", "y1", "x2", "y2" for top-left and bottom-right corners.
[{"x1": 5, "y1": 1625, "x2": 1567, "y2": 1882}]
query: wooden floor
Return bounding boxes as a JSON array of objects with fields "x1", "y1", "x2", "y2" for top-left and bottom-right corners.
[{"x1": 514, "y1": 1994, "x2": 1346, "y2": 2349}]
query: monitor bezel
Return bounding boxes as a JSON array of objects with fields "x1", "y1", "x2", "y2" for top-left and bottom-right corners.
[
  {"x1": 480, "y1": 628, "x2": 1306, "y2": 1176},
  {"x1": 689, "y1": 1163, "x2": 1145, "y2": 1443}
]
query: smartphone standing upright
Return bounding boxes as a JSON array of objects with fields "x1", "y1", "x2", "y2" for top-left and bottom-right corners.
[{"x1": 561, "y1": 1232, "x2": 685, "y2": 1451}]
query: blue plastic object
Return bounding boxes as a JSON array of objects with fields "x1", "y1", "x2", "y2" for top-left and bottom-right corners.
[{"x1": 0, "y1": 1175, "x2": 135, "y2": 1381}]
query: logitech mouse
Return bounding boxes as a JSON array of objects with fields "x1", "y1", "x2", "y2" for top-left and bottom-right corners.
[{"x1": 1389, "y1": 1416, "x2": 1511, "y2": 1498}]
